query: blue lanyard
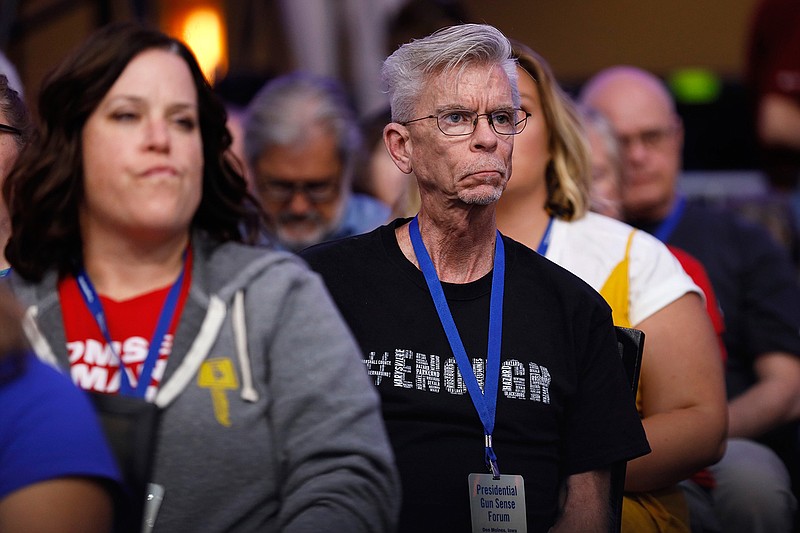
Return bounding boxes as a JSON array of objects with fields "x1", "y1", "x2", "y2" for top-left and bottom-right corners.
[
  {"x1": 75, "y1": 255, "x2": 187, "y2": 398},
  {"x1": 0, "y1": 267, "x2": 10, "y2": 278},
  {"x1": 537, "y1": 216, "x2": 555, "y2": 256},
  {"x1": 653, "y1": 196, "x2": 686, "y2": 242},
  {"x1": 409, "y1": 217, "x2": 505, "y2": 478}
]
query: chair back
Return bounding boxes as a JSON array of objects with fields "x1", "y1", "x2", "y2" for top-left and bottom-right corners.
[
  {"x1": 615, "y1": 326, "x2": 644, "y2": 392},
  {"x1": 609, "y1": 326, "x2": 645, "y2": 532}
]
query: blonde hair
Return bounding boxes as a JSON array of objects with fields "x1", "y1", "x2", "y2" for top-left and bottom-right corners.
[{"x1": 511, "y1": 40, "x2": 590, "y2": 220}]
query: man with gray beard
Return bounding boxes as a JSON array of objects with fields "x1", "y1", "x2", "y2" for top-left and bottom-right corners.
[{"x1": 244, "y1": 72, "x2": 389, "y2": 251}]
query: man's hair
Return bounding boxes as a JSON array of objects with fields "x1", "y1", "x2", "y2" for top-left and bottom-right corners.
[
  {"x1": 579, "y1": 65, "x2": 678, "y2": 117},
  {"x1": 579, "y1": 105, "x2": 624, "y2": 216},
  {"x1": 581, "y1": 105, "x2": 623, "y2": 183},
  {"x1": 381, "y1": 23, "x2": 519, "y2": 123},
  {"x1": 0, "y1": 74, "x2": 31, "y2": 150},
  {"x1": 511, "y1": 40, "x2": 590, "y2": 221},
  {"x1": 244, "y1": 72, "x2": 363, "y2": 185},
  {"x1": 3, "y1": 22, "x2": 264, "y2": 281}
]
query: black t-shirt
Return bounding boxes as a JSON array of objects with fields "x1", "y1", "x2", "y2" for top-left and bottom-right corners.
[
  {"x1": 634, "y1": 201, "x2": 800, "y2": 399},
  {"x1": 302, "y1": 219, "x2": 649, "y2": 533}
]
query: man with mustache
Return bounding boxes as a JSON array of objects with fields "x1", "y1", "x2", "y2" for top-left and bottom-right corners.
[
  {"x1": 244, "y1": 72, "x2": 390, "y2": 252},
  {"x1": 302, "y1": 24, "x2": 649, "y2": 533}
]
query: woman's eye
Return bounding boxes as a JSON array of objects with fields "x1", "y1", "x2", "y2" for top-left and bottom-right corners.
[
  {"x1": 111, "y1": 111, "x2": 138, "y2": 122},
  {"x1": 173, "y1": 116, "x2": 197, "y2": 131}
]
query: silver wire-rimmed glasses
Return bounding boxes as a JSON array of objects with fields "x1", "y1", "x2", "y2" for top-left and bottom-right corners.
[{"x1": 401, "y1": 109, "x2": 531, "y2": 136}]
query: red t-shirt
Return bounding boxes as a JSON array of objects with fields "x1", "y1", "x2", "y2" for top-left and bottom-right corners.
[
  {"x1": 669, "y1": 245, "x2": 725, "y2": 490},
  {"x1": 668, "y1": 245, "x2": 727, "y2": 363},
  {"x1": 59, "y1": 252, "x2": 192, "y2": 402}
]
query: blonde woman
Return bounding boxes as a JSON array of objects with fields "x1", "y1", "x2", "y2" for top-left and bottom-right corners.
[{"x1": 495, "y1": 42, "x2": 727, "y2": 532}]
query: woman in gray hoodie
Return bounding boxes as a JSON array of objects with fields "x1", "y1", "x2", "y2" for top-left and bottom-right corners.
[{"x1": 3, "y1": 22, "x2": 398, "y2": 533}]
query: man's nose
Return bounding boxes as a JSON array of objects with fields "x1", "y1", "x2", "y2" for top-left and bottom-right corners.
[
  {"x1": 471, "y1": 115, "x2": 499, "y2": 150},
  {"x1": 622, "y1": 137, "x2": 649, "y2": 163},
  {"x1": 287, "y1": 188, "x2": 313, "y2": 214}
]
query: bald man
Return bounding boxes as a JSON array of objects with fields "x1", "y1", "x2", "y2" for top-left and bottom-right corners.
[{"x1": 582, "y1": 66, "x2": 800, "y2": 533}]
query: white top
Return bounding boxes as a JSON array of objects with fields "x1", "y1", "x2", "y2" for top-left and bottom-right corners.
[{"x1": 545, "y1": 211, "x2": 701, "y2": 327}]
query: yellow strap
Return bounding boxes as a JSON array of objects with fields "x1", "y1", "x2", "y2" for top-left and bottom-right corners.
[{"x1": 599, "y1": 229, "x2": 637, "y2": 328}]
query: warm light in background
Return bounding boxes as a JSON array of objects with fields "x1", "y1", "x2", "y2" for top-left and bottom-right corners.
[
  {"x1": 161, "y1": 1, "x2": 228, "y2": 84},
  {"x1": 181, "y1": 8, "x2": 227, "y2": 83}
]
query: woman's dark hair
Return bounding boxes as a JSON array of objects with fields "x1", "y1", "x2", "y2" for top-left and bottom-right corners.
[{"x1": 3, "y1": 22, "x2": 265, "y2": 281}]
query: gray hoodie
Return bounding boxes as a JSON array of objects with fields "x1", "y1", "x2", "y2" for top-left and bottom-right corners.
[{"x1": 8, "y1": 231, "x2": 400, "y2": 532}]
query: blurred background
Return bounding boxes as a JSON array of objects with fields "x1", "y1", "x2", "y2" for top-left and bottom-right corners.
[{"x1": 0, "y1": 0, "x2": 772, "y2": 192}]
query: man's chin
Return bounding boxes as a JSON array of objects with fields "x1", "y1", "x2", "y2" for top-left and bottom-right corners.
[
  {"x1": 458, "y1": 186, "x2": 503, "y2": 206},
  {"x1": 276, "y1": 224, "x2": 329, "y2": 252},
  {"x1": 623, "y1": 193, "x2": 672, "y2": 221}
]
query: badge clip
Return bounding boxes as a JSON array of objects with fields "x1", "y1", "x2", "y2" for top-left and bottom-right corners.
[{"x1": 485, "y1": 434, "x2": 501, "y2": 480}]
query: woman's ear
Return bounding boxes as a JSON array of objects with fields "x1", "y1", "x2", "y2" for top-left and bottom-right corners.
[{"x1": 383, "y1": 123, "x2": 414, "y2": 175}]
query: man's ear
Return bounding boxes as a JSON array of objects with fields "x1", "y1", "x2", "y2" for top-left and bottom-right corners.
[{"x1": 383, "y1": 123, "x2": 414, "y2": 175}]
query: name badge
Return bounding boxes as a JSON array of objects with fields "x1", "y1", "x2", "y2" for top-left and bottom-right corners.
[
  {"x1": 469, "y1": 473, "x2": 527, "y2": 533},
  {"x1": 142, "y1": 482, "x2": 165, "y2": 532}
]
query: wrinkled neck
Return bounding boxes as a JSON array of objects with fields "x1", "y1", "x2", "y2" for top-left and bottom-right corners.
[{"x1": 397, "y1": 208, "x2": 498, "y2": 283}]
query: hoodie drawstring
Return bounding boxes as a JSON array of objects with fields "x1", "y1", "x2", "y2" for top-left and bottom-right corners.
[{"x1": 233, "y1": 290, "x2": 259, "y2": 403}]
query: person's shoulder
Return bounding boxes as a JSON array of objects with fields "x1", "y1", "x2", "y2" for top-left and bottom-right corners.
[
  {"x1": 1, "y1": 354, "x2": 91, "y2": 414},
  {"x1": 302, "y1": 220, "x2": 392, "y2": 265},
  {"x1": 503, "y1": 232, "x2": 561, "y2": 275},
  {"x1": 668, "y1": 245, "x2": 704, "y2": 272},
  {"x1": 302, "y1": 233, "x2": 371, "y2": 260},
  {"x1": 684, "y1": 200, "x2": 787, "y2": 246},
  {"x1": 577, "y1": 211, "x2": 632, "y2": 232},
  {"x1": 0, "y1": 353, "x2": 123, "y2": 500},
  {"x1": 4, "y1": 353, "x2": 62, "y2": 389},
  {"x1": 348, "y1": 193, "x2": 391, "y2": 218},
  {"x1": 562, "y1": 212, "x2": 677, "y2": 265},
  {"x1": 195, "y1": 233, "x2": 322, "y2": 298},
  {"x1": 554, "y1": 212, "x2": 661, "y2": 258},
  {"x1": 677, "y1": 202, "x2": 751, "y2": 246},
  {"x1": 338, "y1": 194, "x2": 392, "y2": 237},
  {"x1": 204, "y1": 237, "x2": 303, "y2": 273},
  {"x1": 565, "y1": 211, "x2": 638, "y2": 243},
  {"x1": 682, "y1": 201, "x2": 749, "y2": 229},
  {"x1": 503, "y1": 233, "x2": 610, "y2": 304}
]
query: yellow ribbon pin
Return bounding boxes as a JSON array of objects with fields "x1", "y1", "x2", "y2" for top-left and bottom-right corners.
[{"x1": 198, "y1": 358, "x2": 239, "y2": 427}]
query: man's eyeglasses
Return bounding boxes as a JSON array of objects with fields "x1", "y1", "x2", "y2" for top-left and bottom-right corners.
[
  {"x1": 0, "y1": 123, "x2": 22, "y2": 136},
  {"x1": 401, "y1": 109, "x2": 531, "y2": 136},
  {"x1": 258, "y1": 179, "x2": 339, "y2": 203},
  {"x1": 617, "y1": 126, "x2": 678, "y2": 151}
]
